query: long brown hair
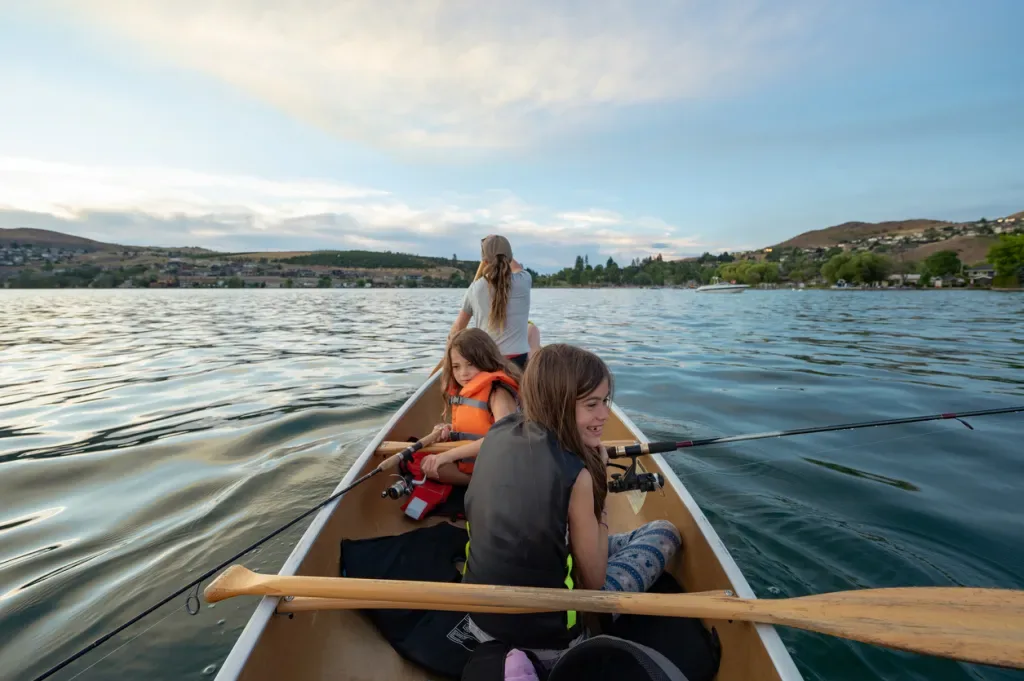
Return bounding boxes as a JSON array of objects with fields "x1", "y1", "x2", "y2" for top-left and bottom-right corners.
[
  {"x1": 520, "y1": 344, "x2": 613, "y2": 518},
  {"x1": 441, "y1": 328, "x2": 522, "y2": 410},
  {"x1": 483, "y1": 256, "x2": 513, "y2": 331},
  {"x1": 480, "y1": 235, "x2": 514, "y2": 332}
]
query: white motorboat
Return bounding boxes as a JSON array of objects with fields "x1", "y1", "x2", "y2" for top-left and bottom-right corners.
[{"x1": 696, "y1": 277, "x2": 749, "y2": 293}]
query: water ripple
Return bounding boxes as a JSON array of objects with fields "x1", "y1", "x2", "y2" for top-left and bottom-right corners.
[{"x1": 0, "y1": 288, "x2": 1022, "y2": 681}]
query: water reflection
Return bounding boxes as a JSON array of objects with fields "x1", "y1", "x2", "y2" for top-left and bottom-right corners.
[{"x1": 801, "y1": 458, "x2": 920, "y2": 491}]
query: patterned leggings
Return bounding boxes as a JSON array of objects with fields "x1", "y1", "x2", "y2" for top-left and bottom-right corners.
[{"x1": 602, "y1": 520, "x2": 682, "y2": 592}]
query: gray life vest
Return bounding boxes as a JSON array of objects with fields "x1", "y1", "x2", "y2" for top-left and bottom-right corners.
[{"x1": 461, "y1": 413, "x2": 585, "y2": 649}]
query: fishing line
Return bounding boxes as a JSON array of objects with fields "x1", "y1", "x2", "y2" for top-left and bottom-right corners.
[
  {"x1": 31, "y1": 465, "x2": 384, "y2": 681},
  {"x1": 672, "y1": 425, "x2": 954, "y2": 482},
  {"x1": 66, "y1": 602, "x2": 180, "y2": 681}
]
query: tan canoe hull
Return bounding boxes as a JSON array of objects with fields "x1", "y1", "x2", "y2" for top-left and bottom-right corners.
[{"x1": 214, "y1": 374, "x2": 803, "y2": 681}]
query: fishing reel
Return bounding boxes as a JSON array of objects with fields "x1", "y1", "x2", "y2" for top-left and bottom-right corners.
[
  {"x1": 382, "y1": 474, "x2": 415, "y2": 500},
  {"x1": 608, "y1": 456, "x2": 665, "y2": 494}
]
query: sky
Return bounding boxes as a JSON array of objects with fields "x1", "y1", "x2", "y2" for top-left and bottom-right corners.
[{"x1": 0, "y1": 1, "x2": 1022, "y2": 271}]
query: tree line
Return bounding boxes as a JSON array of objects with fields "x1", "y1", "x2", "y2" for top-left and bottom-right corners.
[{"x1": 531, "y1": 235, "x2": 1024, "y2": 288}]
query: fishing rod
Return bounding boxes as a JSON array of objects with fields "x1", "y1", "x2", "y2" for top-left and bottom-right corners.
[
  {"x1": 33, "y1": 406, "x2": 1022, "y2": 680},
  {"x1": 606, "y1": 405, "x2": 1024, "y2": 459},
  {"x1": 30, "y1": 429, "x2": 443, "y2": 681}
]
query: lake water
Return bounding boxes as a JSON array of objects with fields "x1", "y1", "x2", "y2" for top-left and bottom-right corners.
[{"x1": 1, "y1": 288, "x2": 1022, "y2": 681}]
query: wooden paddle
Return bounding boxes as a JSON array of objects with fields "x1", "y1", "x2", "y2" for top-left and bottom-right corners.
[
  {"x1": 205, "y1": 565, "x2": 1024, "y2": 669},
  {"x1": 373, "y1": 439, "x2": 638, "y2": 457},
  {"x1": 430, "y1": 261, "x2": 486, "y2": 377}
]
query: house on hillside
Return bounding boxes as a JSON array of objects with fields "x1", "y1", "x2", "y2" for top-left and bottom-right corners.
[{"x1": 966, "y1": 264, "x2": 996, "y2": 286}]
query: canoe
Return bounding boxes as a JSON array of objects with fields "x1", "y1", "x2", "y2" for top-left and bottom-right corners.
[{"x1": 213, "y1": 373, "x2": 804, "y2": 681}]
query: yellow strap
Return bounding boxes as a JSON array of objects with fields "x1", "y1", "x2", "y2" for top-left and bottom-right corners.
[
  {"x1": 565, "y1": 555, "x2": 576, "y2": 629},
  {"x1": 462, "y1": 524, "x2": 575, "y2": 630}
]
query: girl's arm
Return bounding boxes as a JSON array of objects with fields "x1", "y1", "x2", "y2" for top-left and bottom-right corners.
[
  {"x1": 567, "y1": 468, "x2": 609, "y2": 591},
  {"x1": 489, "y1": 385, "x2": 518, "y2": 421},
  {"x1": 421, "y1": 438, "x2": 482, "y2": 479},
  {"x1": 421, "y1": 387, "x2": 518, "y2": 479}
]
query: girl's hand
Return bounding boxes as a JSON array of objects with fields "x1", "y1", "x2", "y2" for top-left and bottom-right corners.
[
  {"x1": 431, "y1": 423, "x2": 451, "y2": 442},
  {"x1": 421, "y1": 454, "x2": 443, "y2": 480}
]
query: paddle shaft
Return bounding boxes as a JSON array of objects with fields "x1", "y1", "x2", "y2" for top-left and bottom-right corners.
[
  {"x1": 607, "y1": 405, "x2": 1024, "y2": 458},
  {"x1": 278, "y1": 597, "x2": 538, "y2": 615},
  {"x1": 206, "y1": 566, "x2": 1024, "y2": 670}
]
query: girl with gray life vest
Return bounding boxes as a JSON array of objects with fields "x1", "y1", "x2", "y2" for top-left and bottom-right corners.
[{"x1": 460, "y1": 343, "x2": 682, "y2": 666}]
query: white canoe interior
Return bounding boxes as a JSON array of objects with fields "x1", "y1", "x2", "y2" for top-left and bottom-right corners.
[{"x1": 215, "y1": 375, "x2": 803, "y2": 681}]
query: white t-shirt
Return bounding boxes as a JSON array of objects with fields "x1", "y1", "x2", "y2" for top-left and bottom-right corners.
[{"x1": 461, "y1": 270, "x2": 532, "y2": 356}]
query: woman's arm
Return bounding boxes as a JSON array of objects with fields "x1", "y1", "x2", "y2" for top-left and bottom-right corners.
[
  {"x1": 448, "y1": 309, "x2": 471, "y2": 341},
  {"x1": 567, "y1": 469, "x2": 609, "y2": 591}
]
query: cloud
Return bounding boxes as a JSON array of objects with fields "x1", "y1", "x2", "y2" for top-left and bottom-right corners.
[
  {"x1": 0, "y1": 157, "x2": 720, "y2": 268},
  {"x1": 38, "y1": 0, "x2": 819, "y2": 150}
]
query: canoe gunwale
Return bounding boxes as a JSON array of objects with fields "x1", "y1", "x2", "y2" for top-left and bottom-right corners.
[
  {"x1": 609, "y1": 403, "x2": 804, "y2": 681},
  {"x1": 214, "y1": 373, "x2": 443, "y2": 681}
]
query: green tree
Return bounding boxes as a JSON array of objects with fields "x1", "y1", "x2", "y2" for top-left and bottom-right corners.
[
  {"x1": 924, "y1": 250, "x2": 962, "y2": 277},
  {"x1": 987, "y1": 234, "x2": 1024, "y2": 282},
  {"x1": 605, "y1": 257, "x2": 621, "y2": 285},
  {"x1": 318, "y1": 275, "x2": 332, "y2": 288},
  {"x1": 634, "y1": 271, "x2": 653, "y2": 286},
  {"x1": 284, "y1": 278, "x2": 294, "y2": 288},
  {"x1": 226, "y1": 276, "x2": 244, "y2": 288},
  {"x1": 355, "y1": 278, "x2": 366, "y2": 287},
  {"x1": 821, "y1": 253, "x2": 850, "y2": 284}
]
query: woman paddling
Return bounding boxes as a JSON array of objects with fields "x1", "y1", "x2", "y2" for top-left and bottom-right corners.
[
  {"x1": 459, "y1": 343, "x2": 681, "y2": 666},
  {"x1": 449, "y1": 234, "x2": 532, "y2": 369}
]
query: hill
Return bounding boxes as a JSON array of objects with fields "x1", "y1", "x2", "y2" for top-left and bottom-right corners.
[
  {"x1": 276, "y1": 249, "x2": 478, "y2": 274},
  {"x1": 901, "y1": 235, "x2": 998, "y2": 266},
  {"x1": 0, "y1": 228, "x2": 119, "y2": 252},
  {"x1": 774, "y1": 219, "x2": 951, "y2": 249}
]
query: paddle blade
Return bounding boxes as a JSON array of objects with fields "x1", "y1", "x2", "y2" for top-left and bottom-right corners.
[{"x1": 767, "y1": 587, "x2": 1024, "y2": 670}]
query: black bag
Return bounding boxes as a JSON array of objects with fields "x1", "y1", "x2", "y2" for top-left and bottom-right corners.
[
  {"x1": 604, "y1": 574, "x2": 722, "y2": 681},
  {"x1": 340, "y1": 522, "x2": 476, "y2": 679}
]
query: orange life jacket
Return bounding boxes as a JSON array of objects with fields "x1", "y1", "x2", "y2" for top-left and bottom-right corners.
[{"x1": 448, "y1": 370, "x2": 520, "y2": 474}]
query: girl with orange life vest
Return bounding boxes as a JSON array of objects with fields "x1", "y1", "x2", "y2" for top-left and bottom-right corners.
[{"x1": 420, "y1": 328, "x2": 522, "y2": 483}]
